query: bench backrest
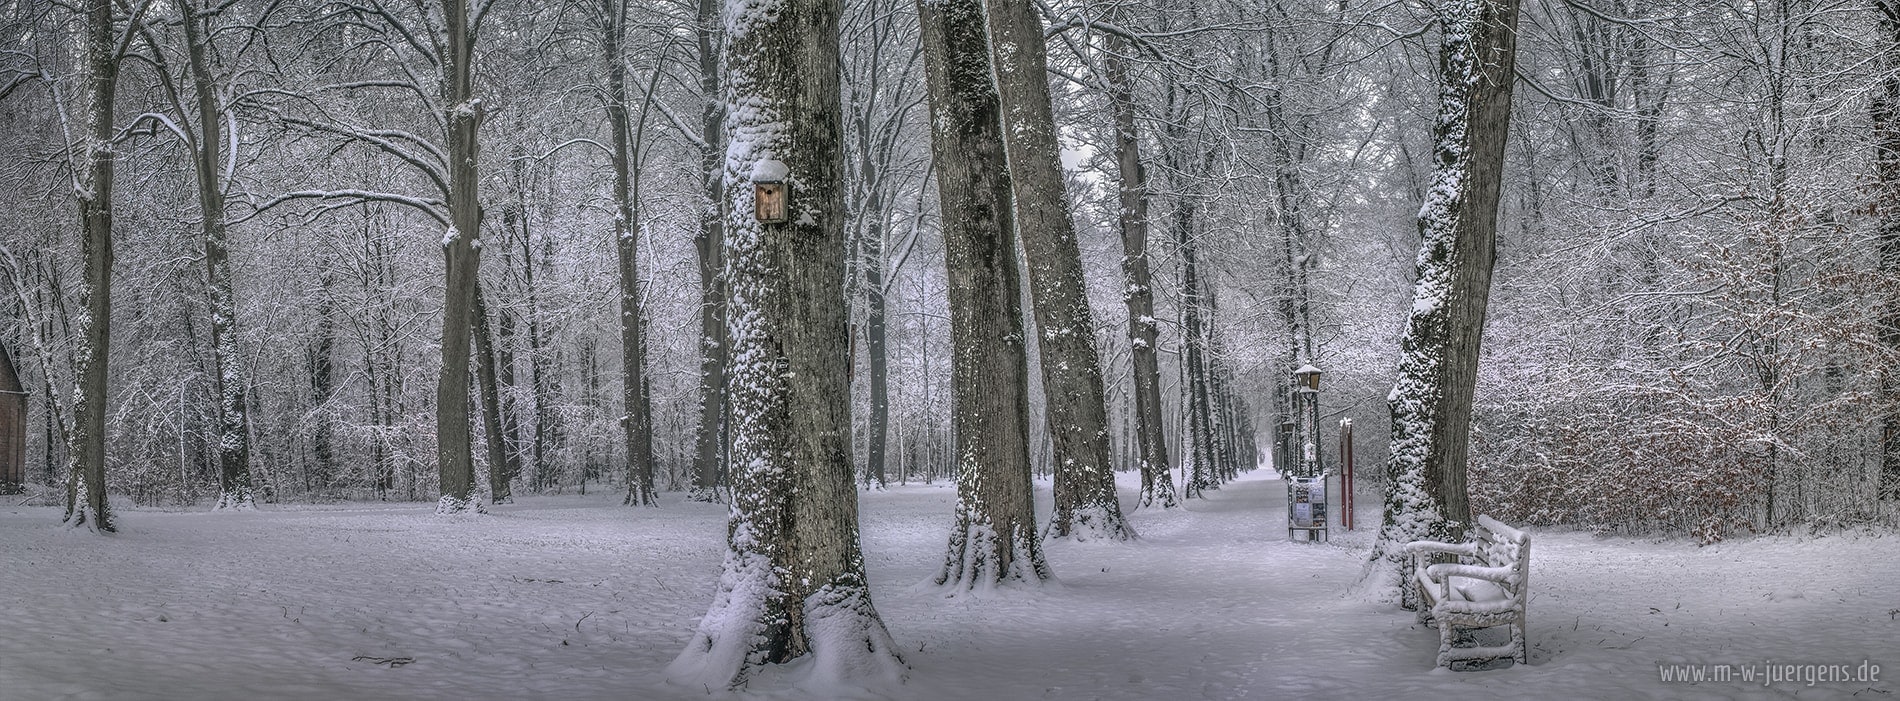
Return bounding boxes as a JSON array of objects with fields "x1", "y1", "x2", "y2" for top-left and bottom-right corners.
[{"x1": 1473, "y1": 514, "x2": 1530, "y2": 593}]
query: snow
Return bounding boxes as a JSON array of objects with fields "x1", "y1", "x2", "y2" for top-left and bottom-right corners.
[
  {"x1": 2, "y1": 471, "x2": 1893, "y2": 700},
  {"x1": 749, "y1": 159, "x2": 788, "y2": 182}
]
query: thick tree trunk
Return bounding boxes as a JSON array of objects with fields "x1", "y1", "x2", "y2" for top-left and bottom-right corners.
[
  {"x1": 667, "y1": 0, "x2": 903, "y2": 688},
  {"x1": 1368, "y1": 0, "x2": 1520, "y2": 603},
  {"x1": 435, "y1": 0, "x2": 483, "y2": 514},
  {"x1": 1876, "y1": 0, "x2": 1900, "y2": 501},
  {"x1": 1104, "y1": 34, "x2": 1176, "y2": 510},
  {"x1": 690, "y1": 0, "x2": 730, "y2": 501},
  {"x1": 918, "y1": 0, "x2": 1049, "y2": 590},
  {"x1": 983, "y1": 0, "x2": 1132, "y2": 541},
  {"x1": 63, "y1": 0, "x2": 120, "y2": 532},
  {"x1": 179, "y1": 4, "x2": 257, "y2": 511},
  {"x1": 602, "y1": 0, "x2": 656, "y2": 507}
]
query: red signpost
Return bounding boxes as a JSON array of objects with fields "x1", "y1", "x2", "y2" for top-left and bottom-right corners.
[{"x1": 1339, "y1": 418, "x2": 1354, "y2": 531}]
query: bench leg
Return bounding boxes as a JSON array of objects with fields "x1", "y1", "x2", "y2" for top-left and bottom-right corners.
[
  {"x1": 1436, "y1": 621, "x2": 1456, "y2": 668},
  {"x1": 1512, "y1": 617, "x2": 1527, "y2": 665}
]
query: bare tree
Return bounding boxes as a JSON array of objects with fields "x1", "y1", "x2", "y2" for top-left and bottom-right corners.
[
  {"x1": 1101, "y1": 30, "x2": 1177, "y2": 510},
  {"x1": 919, "y1": 0, "x2": 1050, "y2": 589},
  {"x1": 688, "y1": 0, "x2": 729, "y2": 501},
  {"x1": 595, "y1": 0, "x2": 659, "y2": 506},
  {"x1": 61, "y1": 0, "x2": 148, "y2": 531},
  {"x1": 1367, "y1": 0, "x2": 1521, "y2": 603},
  {"x1": 984, "y1": 0, "x2": 1133, "y2": 541},
  {"x1": 667, "y1": 0, "x2": 903, "y2": 688},
  {"x1": 433, "y1": 0, "x2": 484, "y2": 513},
  {"x1": 131, "y1": 0, "x2": 263, "y2": 510},
  {"x1": 1878, "y1": 0, "x2": 1900, "y2": 501}
]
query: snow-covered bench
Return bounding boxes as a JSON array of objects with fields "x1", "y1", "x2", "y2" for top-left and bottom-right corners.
[{"x1": 1404, "y1": 515, "x2": 1529, "y2": 668}]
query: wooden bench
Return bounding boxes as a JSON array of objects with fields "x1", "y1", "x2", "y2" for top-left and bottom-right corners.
[{"x1": 1404, "y1": 515, "x2": 1529, "y2": 668}]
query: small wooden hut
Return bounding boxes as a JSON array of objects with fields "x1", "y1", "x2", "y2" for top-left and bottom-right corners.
[{"x1": 0, "y1": 340, "x2": 24, "y2": 492}]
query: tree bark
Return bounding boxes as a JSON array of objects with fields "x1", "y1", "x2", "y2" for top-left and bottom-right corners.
[
  {"x1": 918, "y1": 0, "x2": 1050, "y2": 589},
  {"x1": 601, "y1": 0, "x2": 657, "y2": 506},
  {"x1": 983, "y1": 0, "x2": 1132, "y2": 541},
  {"x1": 63, "y1": 0, "x2": 123, "y2": 532},
  {"x1": 689, "y1": 0, "x2": 730, "y2": 501},
  {"x1": 667, "y1": 0, "x2": 903, "y2": 688},
  {"x1": 1369, "y1": 0, "x2": 1520, "y2": 603},
  {"x1": 434, "y1": 0, "x2": 483, "y2": 513},
  {"x1": 1104, "y1": 33, "x2": 1176, "y2": 510}
]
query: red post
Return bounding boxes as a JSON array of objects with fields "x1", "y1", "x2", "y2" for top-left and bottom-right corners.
[{"x1": 1340, "y1": 419, "x2": 1354, "y2": 531}]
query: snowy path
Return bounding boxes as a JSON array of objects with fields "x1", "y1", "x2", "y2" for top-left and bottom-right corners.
[{"x1": 1, "y1": 471, "x2": 1892, "y2": 700}]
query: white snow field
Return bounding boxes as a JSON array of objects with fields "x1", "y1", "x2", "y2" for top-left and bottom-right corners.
[{"x1": 2, "y1": 469, "x2": 1893, "y2": 700}]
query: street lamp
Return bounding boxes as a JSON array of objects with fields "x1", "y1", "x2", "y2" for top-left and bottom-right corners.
[
  {"x1": 1291, "y1": 364, "x2": 1322, "y2": 478},
  {"x1": 1294, "y1": 364, "x2": 1322, "y2": 391}
]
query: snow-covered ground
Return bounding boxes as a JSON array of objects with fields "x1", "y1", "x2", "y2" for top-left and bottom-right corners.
[{"x1": 1, "y1": 469, "x2": 1892, "y2": 700}]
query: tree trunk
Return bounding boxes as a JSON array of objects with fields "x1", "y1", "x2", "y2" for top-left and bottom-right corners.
[
  {"x1": 601, "y1": 0, "x2": 656, "y2": 507},
  {"x1": 918, "y1": 0, "x2": 1050, "y2": 590},
  {"x1": 1368, "y1": 0, "x2": 1520, "y2": 603},
  {"x1": 309, "y1": 278, "x2": 336, "y2": 496},
  {"x1": 983, "y1": 0, "x2": 1132, "y2": 541},
  {"x1": 667, "y1": 0, "x2": 903, "y2": 688},
  {"x1": 63, "y1": 0, "x2": 122, "y2": 532},
  {"x1": 689, "y1": 0, "x2": 730, "y2": 501},
  {"x1": 525, "y1": 228, "x2": 562, "y2": 493},
  {"x1": 435, "y1": 0, "x2": 483, "y2": 514},
  {"x1": 489, "y1": 296, "x2": 523, "y2": 502},
  {"x1": 472, "y1": 286, "x2": 508, "y2": 504},
  {"x1": 1876, "y1": 0, "x2": 1900, "y2": 501},
  {"x1": 1178, "y1": 195, "x2": 1216, "y2": 497},
  {"x1": 862, "y1": 169, "x2": 890, "y2": 491},
  {"x1": 179, "y1": 3, "x2": 257, "y2": 511},
  {"x1": 1104, "y1": 33, "x2": 1176, "y2": 510}
]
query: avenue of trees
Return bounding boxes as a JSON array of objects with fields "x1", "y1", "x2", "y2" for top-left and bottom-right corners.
[{"x1": 1, "y1": 0, "x2": 1897, "y2": 685}]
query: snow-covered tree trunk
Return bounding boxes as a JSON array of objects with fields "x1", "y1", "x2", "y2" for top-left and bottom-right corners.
[
  {"x1": 689, "y1": 0, "x2": 730, "y2": 502},
  {"x1": 434, "y1": 0, "x2": 483, "y2": 514},
  {"x1": 1367, "y1": 0, "x2": 1520, "y2": 604},
  {"x1": 600, "y1": 0, "x2": 656, "y2": 507},
  {"x1": 667, "y1": 0, "x2": 903, "y2": 689},
  {"x1": 62, "y1": 0, "x2": 126, "y2": 532},
  {"x1": 918, "y1": 0, "x2": 1050, "y2": 590},
  {"x1": 1104, "y1": 32, "x2": 1177, "y2": 510},
  {"x1": 1877, "y1": 0, "x2": 1900, "y2": 502},
  {"x1": 178, "y1": 2, "x2": 257, "y2": 511},
  {"x1": 984, "y1": 0, "x2": 1133, "y2": 542}
]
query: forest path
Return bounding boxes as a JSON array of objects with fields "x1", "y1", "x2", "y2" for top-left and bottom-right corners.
[{"x1": 0, "y1": 469, "x2": 1890, "y2": 700}]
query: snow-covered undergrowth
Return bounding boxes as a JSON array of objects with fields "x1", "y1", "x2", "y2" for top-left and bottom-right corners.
[{"x1": 2, "y1": 471, "x2": 1892, "y2": 699}]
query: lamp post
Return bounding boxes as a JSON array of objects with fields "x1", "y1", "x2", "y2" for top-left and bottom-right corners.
[
  {"x1": 1292, "y1": 364, "x2": 1322, "y2": 478},
  {"x1": 1276, "y1": 420, "x2": 1295, "y2": 475}
]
